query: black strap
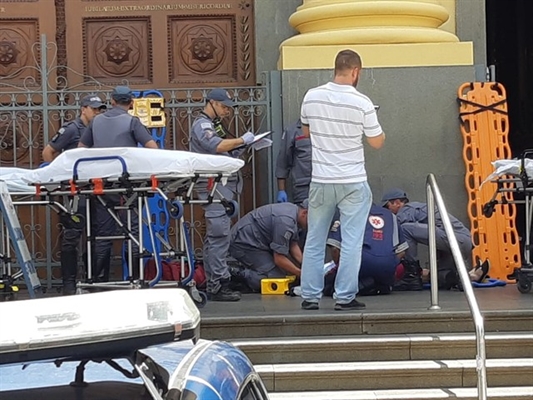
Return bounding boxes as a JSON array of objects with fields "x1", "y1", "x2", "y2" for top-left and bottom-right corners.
[{"x1": 457, "y1": 98, "x2": 508, "y2": 119}]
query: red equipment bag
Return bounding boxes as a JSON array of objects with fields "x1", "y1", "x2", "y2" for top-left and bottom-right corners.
[{"x1": 144, "y1": 259, "x2": 206, "y2": 289}]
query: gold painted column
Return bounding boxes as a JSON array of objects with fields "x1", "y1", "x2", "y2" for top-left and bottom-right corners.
[{"x1": 279, "y1": 0, "x2": 473, "y2": 69}]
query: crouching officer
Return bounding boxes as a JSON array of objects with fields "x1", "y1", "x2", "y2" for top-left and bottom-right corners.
[
  {"x1": 276, "y1": 119, "x2": 311, "y2": 205},
  {"x1": 190, "y1": 89, "x2": 255, "y2": 301},
  {"x1": 229, "y1": 201, "x2": 308, "y2": 292},
  {"x1": 79, "y1": 86, "x2": 158, "y2": 282},
  {"x1": 42, "y1": 94, "x2": 106, "y2": 294},
  {"x1": 325, "y1": 203, "x2": 408, "y2": 295}
]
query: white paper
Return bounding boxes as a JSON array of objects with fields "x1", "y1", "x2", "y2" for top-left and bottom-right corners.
[{"x1": 251, "y1": 137, "x2": 273, "y2": 151}]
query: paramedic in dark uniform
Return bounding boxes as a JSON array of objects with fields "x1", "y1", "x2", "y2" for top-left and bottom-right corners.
[
  {"x1": 42, "y1": 94, "x2": 106, "y2": 295},
  {"x1": 275, "y1": 119, "x2": 311, "y2": 205},
  {"x1": 325, "y1": 204, "x2": 408, "y2": 295},
  {"x1": 79, "y1": 86, "x2": 158, "y2": 282},
  {"x1": 190, "y1": 88, "x2": 255, "y2": 301},
  {"x1": 229, "y1": 201, "x2": 308, "y2": 292}
]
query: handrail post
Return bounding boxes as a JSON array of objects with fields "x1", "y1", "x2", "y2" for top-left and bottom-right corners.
[
  {"x1": 425, "y1": 173, "x2": 487, "y2": 400},
  {"x1": 426, "y1": 181, "x2": 440, "y2": 310}
]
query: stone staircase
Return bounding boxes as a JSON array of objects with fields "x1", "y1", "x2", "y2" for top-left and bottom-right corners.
[{"x1": 201, "y1": 310, "x2": 533, "y2": 400}]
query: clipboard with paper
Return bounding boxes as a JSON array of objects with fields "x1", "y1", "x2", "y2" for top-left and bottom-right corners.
[{"x1": 248, "y1": 131, "x2": 273, "y2": 151}]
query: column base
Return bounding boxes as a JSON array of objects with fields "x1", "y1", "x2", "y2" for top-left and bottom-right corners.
[{"x1": 278, "y1": 42, "x2": 473, "y2": 70}]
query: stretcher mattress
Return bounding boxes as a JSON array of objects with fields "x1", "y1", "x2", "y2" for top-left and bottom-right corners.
[
  {"x1": 0, "y1": 148, "x2": 244, "y2": 192},
  {"x1": 482, "y1": 159, "x2": 533, "y2": 187}
]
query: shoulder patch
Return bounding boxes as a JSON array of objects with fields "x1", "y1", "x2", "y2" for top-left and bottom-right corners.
[
  {"x1": 284, "y1": 230, "x2": 293, "y2": 241},
  {"x1": 368, "y1": 216, "x2": 385, "y2": 229},
  {"x1": 204, "y1": 129, "x2": 215, "y2": 139},
  {"x1": 201, "y1": 122, "x2": 212, "y2": 130},
  {"x1": 50, "y1": 127, "x2": 66, "y2": 143}
]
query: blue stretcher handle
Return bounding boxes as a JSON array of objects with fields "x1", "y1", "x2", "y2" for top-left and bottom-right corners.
[{"x1": 72, "y1": 156, "x2": 128, "y2": 180}]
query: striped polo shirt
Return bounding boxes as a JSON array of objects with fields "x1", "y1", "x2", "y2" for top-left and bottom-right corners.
[{"x1": 301, "y1": 82, "x2": 382, "y2": 184}]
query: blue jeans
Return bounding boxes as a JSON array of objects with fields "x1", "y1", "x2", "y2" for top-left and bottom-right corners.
[{"x1": 301, "y1": 181, "x2": 372, "y2": 304}]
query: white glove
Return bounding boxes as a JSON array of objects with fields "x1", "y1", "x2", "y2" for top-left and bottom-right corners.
[{"x1": 241, "y1": 132, "x2": 255, "y2": 145}]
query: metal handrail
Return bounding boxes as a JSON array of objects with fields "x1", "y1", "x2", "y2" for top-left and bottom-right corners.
[{"x1": 426, "y1": 173, "x2": 487, "y2": 400}]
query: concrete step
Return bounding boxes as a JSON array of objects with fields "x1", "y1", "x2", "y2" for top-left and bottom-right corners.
[
  {"x1": 201, "y1": 310, "x2": 533, "y2": 339},
  {"x1": 268, "y1": 386, "x2": 533, "y2": 400},
  {"x1": 233, "y1": 332, "x2": 533, "y2": 364},
  {"x1": 255, "y1": 358, "x2": 533, "y2": 392}
]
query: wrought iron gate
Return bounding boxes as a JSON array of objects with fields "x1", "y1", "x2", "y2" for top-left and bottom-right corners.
[{"x1": 0, "y1": 36, "x2": 273, "y2": 288}]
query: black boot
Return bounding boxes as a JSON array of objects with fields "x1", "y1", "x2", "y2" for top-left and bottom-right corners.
[
  {"x1": 209, "y1": 280, "x2": 241, "y2": 302},
  {"x1": 358, "y1": 276, "x2": 378, "y2": 296},
  {"x1": 93, "y1": 253, "x2": 111, "y2": 283},
  {"x1": 439, "y1": 269, "x2": 460, "y2": 290},
  {"x1": 394, "y1": 259, "x2": 423, "y2": 291},
  {"x1": 61, "y1": 250, "x2": 78, "y2": 295}
]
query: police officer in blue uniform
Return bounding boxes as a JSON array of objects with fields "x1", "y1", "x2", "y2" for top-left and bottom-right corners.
[
  {"x1": 325, "y1": 203, "x2": 408, "y2": 295},
  {"x1": 42, "y1": 94, "x2": 106, "y2": 295},
  {"x1": 79, "y1": 86, "x2": 158, "y2": 282},
  {"x1": 275, "y1": 119, "x2": 312, "y2": 205},
  {"x1": 190, "y1": 89, "x2": 255, "y2": 301},
  {"x1": 229, "y1": 201, "x2": 308, "y2": 292},
  {"x1": 382, "y1": 188, "x2": 489, "y2": 289}
]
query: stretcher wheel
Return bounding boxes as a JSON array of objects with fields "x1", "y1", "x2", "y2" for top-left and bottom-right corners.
[
  {"x1": 167, "y1": 200, "x2": 184, "y2": 219},
  {"x1": 224, "y1": 200, "x2": 239, "y2": 218},
  {"x1": 195, "y1": 291, "x2": 208, "y2": 308},
  {"x1": 188, "y1": 285, "x2": 207, "y2": 308},
  {"x1": 517, "y1": 274, "x2": 532, "y2": 294}
]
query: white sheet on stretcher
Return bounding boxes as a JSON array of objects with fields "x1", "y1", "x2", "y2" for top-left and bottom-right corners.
[
  {"x1": 0, "y1": 167, "x2": 35, "y2": 193},
  {"x1": 481, "y1": 159, "x2": 533, "y2": 187},
  {"x1": 1, "y1": 148, "x2": 245, "y2": 191}
]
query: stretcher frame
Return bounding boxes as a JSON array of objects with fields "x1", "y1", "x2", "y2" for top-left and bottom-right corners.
[
  {"x1": 1, "y1": 155, "x2": 239, "y2": 303},
  {"x1": 482, "y1": 150, "x2": 533, "y2": 293}
]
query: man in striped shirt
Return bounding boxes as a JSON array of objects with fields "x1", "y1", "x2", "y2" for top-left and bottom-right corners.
[{"x1": 299, "y1": 49, "x2": 385, "y2": 311}]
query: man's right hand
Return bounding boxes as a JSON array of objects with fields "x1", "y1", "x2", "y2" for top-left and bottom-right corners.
[
  {"x1": 241, "y1": 132, "x2": 255, "y2": 145},
  {"x1": 277, "y1": 190, "x2": 288, "y2": 203}
]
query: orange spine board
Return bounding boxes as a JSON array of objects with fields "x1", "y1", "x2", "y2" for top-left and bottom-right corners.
[{"x1": 458, "y1": 82, "x2": 521, "y2": 281}]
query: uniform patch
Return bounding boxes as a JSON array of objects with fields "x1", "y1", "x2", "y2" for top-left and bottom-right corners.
[
  {"x1": 284, "y1": 230, "x2": 293, "y2": 241},
  {"x1": 372, "y1": 229, "x2": 384, "y2": 241},
  {"x1": 50, "y1": 127, "x2": 66, "y2": 143},
  {"x1": 330, "y1": 220, "x2": 340, "y2": 232},
  {"x1": 201, "y1": 122, "x2": 212, "y2": 130},
  {"x1": 204, "y1": 129, "x2": 215, "y2": 139},
  {"x1": 368, "y1": 216, "x2": 385, "y2": 229}
]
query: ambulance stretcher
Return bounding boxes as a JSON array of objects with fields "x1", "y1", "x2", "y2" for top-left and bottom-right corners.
[
  {"x1": 481, "y1": 150, "x2": 533, "y2": 293},
  {"x1": 0, "y1": 148, "x2": 244, "y2": 301}
]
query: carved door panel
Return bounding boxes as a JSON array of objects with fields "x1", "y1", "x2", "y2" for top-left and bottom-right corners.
[
  {"x1": 0, "y1": 0, "x2": 57, "y2": 166},
  {"x1": 64, "y1": 0, "x2": 256, "y2": 89},
  {"x1": 0, "y1": 0, "x2": 56, "y2": 89}
]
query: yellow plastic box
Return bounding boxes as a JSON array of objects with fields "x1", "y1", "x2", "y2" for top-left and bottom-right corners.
[{"x1": 261, "y1": 278, "x2": 292, "y2": 295}]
